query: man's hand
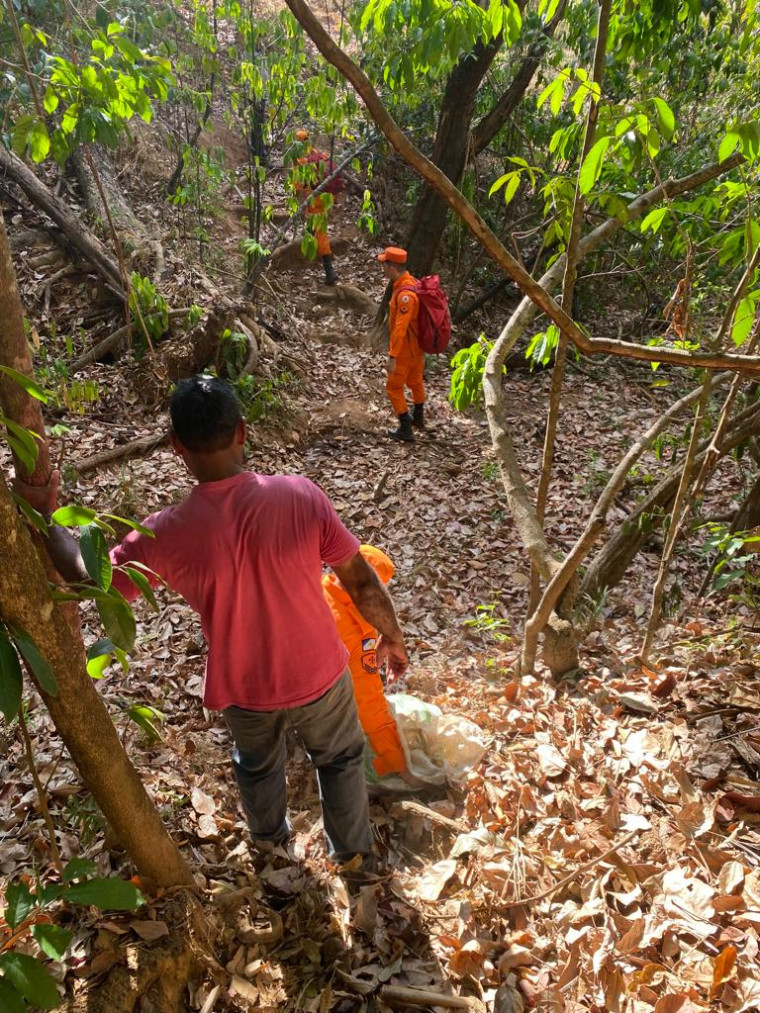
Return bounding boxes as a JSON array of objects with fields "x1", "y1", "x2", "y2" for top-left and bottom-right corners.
[
  {"x1": 376, "y1": 632, "x2": 409, "y2": 685},
  {"x1": 386, "y1": 356, "x2": 396, "y2": 375},
  {"x1": 13, "y1": 469, "x2": 60, "y2": 518}
]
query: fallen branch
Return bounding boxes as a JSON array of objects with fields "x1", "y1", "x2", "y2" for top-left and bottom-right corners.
[
  {"x1": 73, "y1": 432, "x2": 169, "y2": 475},
  {"x1": 396, "y1": 799, "x2": 468, "y2": 832},
  {"x1": 503, "y1": 829, "x2": 638, "y2": 908},
  {"x1": 71, "y1": 308, "x2": 193, "y2": 374},
  {"x1": 0, "y1": 144, "x2": 123, "y2": 293},
  {"x1": 379, "y1": 985, "x2": 485, "y2": 1011}
]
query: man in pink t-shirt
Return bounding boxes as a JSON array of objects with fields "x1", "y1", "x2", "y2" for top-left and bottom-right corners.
[{"x1": 28, "y1": 376, "x2": 409, "y2": 866}]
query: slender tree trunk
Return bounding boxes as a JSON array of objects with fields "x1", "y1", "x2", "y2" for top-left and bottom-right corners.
[
  {"x1": 0, "y1": 211, "x2": 193, "y2": 888},
  {"x1": 525, "y1": 0, "x2": 611, "y2": 674},
  {"x1": 405, "y1": 39, "x2": 502, "y2": 278}
]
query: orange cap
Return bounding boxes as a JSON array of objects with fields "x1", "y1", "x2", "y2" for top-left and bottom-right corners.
[
  {"x1": 359, "y1": 544, "x2": 395, "y2": 585},
  {"x1": 377, "y1": 246, "x2": 407, "y2": 264},
  {"x1": 295, "y1": 129, "x2": 309, "y2": 141}
]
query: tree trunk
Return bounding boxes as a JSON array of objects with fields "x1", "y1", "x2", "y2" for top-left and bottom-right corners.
[
  {"x1": 405, "y1": 39, "x2": 501, "y2": 278},
  {"x1": 69, "y1": 145, "x2": 161, "y2": 279},
  {"x1": 0, "y1": 211, "x2": 193, "y2": 888}
]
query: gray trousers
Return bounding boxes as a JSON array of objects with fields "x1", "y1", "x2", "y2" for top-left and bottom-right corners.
[{"x1": 223, "y1": 670, "x2": 372, "y2": 860}]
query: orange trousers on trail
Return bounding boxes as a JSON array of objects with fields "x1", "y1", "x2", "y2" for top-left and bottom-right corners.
[
  {"x1": 322, "y1": 551, "x2": 406, "y2": 777},
  {"x1": 387, "y1": 351, "x2": 425, "y2": 415},
  {"x1": 297, "y1": 186, "x2": 332, "y2": 257}
]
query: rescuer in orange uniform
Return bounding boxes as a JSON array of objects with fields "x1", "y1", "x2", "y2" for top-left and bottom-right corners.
[
  {"x1": 322, "y1": 545, "x2": 407, "y2": 777},
  {"x1": 295, "y1": 129, "x2": 339, "y2": 286},
  {"x1": 378, "y1": 246, "x2": 425, "y2": 442}
]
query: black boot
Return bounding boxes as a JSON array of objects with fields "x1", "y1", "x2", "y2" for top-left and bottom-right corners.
[
  {"x1": 322, "y1": 255, "x2": 337, "y2": 285},
  {"x1": 388, "y1": 413, "x2": 414, "y2": 442},
  {"x1": 411, "y1": 403, "x2": 425, "y2": 429}
]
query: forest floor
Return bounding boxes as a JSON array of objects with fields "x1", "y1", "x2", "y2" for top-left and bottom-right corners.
[{"x1": 3, "y1": 88, "x2": 760, "y2": 1013}]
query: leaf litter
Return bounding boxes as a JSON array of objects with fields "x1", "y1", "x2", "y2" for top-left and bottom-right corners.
[{"x1": 3, "y1": 94, "x2": 760, "y2": 1013}]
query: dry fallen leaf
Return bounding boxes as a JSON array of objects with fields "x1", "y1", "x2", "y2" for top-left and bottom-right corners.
[
  {"x1": 653, "y1": 994, "x2": 696, "y2": 1013},
  {"x1": 130, "y1": 919, "x2": 170, "y2": 941},
  {"x1": 536, "y1": 743, "x2": 566, "y2": 777},
  {"x1": 416, "y1": 858, "x2": 458, "y2": 900},
  {"x1": 197, "y1": 813, "x2": 219, "y2": 839},
  {"x1": 710, "y1": 944, "x2": 737, "y2": 996},
  {"x1": 190, "y1": 787, "x2": 216, "y2": 815}
]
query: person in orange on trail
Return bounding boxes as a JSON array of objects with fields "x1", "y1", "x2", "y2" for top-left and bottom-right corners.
[
  {"x1": 378, "y1": 246, "x2": 425, "y2": 443},
  {"x1": 294, "y1": 129, "x2": 340, "y2": 286},
  {"x1": 322, "y1": 545, "x2": 407, "y2": 777}
]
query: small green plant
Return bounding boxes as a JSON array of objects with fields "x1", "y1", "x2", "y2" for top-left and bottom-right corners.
[
  {"x1": 449, "y1": 335, "x2": 496, "y2": 411},
  {"x1": 464, "y1": 603, "x2": 511, "y2": 644},
  {"x1": 235, "y1": 372, "x2": 292, "y2": 424},
  {"x1": 0, "y1": 861, "x2": 144, "y2": 1011},
  {"x1": 129, "y1": 272, "x2": 169, "y2": 352},
  {"x1": 481, "y1": 460, "x2": 499, "y2": 482},
  {"x1": 581, "y1": 449, "x2": 611, "y2": 498},
  {"x1": 701, "y1": 522, "x2": 760, "y2": 593}
]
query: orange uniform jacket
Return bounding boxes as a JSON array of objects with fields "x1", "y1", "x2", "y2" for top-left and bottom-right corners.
[{"x1": 322, "y1": 546, "x2": 406, "y2": 776}]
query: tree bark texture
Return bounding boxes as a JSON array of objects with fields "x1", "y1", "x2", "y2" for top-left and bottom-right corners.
[
  {"x1": 0, "y1": 210, "x2": 51, "y2": 485},
  {"x1": 0, "y1": 144, "x2": 123, "y2": 293}
]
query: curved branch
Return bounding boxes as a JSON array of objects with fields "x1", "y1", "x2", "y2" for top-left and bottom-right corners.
[{"x1": 283, "y1": 0, "x2": 755, "y2": 372}]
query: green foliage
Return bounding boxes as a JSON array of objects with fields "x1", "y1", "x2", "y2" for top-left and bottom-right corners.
[
  {"x1": 463, "y1": 602, "x2": 511, "y2": 644},
  {"x1": 357, "y1": 0, "x2": 521, "y2": 89},
  {"x1": 701, "y1": 523, "x2": 760, "y2": 594},
  {"x1": 0, "y1": 867, "x2": 143, "y2": 1012},
  {"x1": 449, "y1": 335, "x2": 494, "y2": 411},
  {"x1": 129, "y1": 272, "x2": 169, "y2": 349},
  {"x1": 525, "y1": 324, "x2": 559, "y2": 369},
  {"x1": 9, "y1": 22, "x2": 172, "y2": 164}
]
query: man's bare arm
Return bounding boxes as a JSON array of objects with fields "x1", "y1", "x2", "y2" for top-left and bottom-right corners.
[{"x1": 332, "y1": 551, "x2": 409, "y2": 680}]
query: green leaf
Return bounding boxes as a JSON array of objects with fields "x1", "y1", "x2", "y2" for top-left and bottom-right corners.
[
  {"x1": 731, "y1": 295, "x2": 756, "y2": 347},
  {"x1": 1, "y1": 416, "x2": 40, "y2": 471},
  {"x1": 80, "y1": 525, "x2": 112, "y2": 591},
  {"x1": 0, "y1": 365, "x2": 48, "y2": 402},
  {"x1": 0, "y1": 630, "x2": 23, "y2": 722},
  {"x1": 640, "y1": 207, "x2": 668, "y2": 234},
  {"x1": 11, "y1": 492, "x2": 49, "y2": 534},
  {"x1": 719, "y1": 131, "x2": 741, "y2": 162},
  {"x1": 43, "y1": 87, "x2": 59, "y2": 114},
  {"x1": 86, "y1": 638, "x2": 128, "y2": 678},
  {"x1": 62, "y1": 857, "x2": 98, "y2": 883},
  {"x1": 4, "y1": 881, "x2": 36, "y2": 928},
  {"x1": 128, "y1": 703, "x2": 164, "y2": 741},
  {"x1": 0, "y1": 952, "x2": 59, "y2": 1008},
  {"x1": 123, "y1": 567, "x2": 158, "y2": 611},
  {"x1": 32, "y1": 923, "x2": 73, "y2": 960},
  {"x1": 96, "y1": 589, "x2": 136, "y2": 653},
  {"x1": 579, "y1": 136, "x2": 611, "y2": 196},
  {"x1": 0, "y1": 977, "x2": 25, "y2": 1013},
  {"x1": 29, "y1": 121, "x2": 50, "y2": 162},
  {"x1": 51, "y1": 505, "x2": 98, "y2": 527},
  {"x1": 65, "y1": 877, "x2": 144, "y2": 910},
  {"x1": 652, "y1": 97, "x2": 675, "y2": 140},
  {"x1": 12, "y1": 631, "x2": 57, "y2": 696}
]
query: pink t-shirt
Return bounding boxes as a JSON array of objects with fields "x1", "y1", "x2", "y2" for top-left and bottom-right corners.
[{"x1": 109, "y1": 472, "x2": 360, "y2": 711}]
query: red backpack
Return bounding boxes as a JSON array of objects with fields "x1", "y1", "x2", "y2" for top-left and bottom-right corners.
[{"x1": 400, "y1": 275, "x2": 452, "y2": 354}]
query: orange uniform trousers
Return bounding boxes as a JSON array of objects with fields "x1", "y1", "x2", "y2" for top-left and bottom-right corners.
[
  {"x1": 386, "y1": 349, "x2": 425, "y2": 415},
  {"x1": 322, "y1": 572, "x2": 406, "y2": 777},
  {"x1": 296, "y1": 186, "x2": 332, "y2": 257}
]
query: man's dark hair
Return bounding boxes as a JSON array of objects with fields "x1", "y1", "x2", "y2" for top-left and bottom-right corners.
[{"x1": 169, "y1": 375, "x2": 242, "y2": 452}]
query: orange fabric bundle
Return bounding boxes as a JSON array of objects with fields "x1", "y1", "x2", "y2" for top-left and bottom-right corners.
[{"x1": 322, "y1": 545, "x2": 406, "y2": 776}]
